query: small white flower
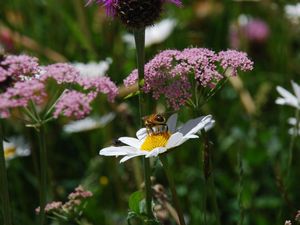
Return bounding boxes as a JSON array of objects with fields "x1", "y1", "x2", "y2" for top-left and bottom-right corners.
[
  {"x1": 287, "y1": 117, "x2": 300, "y2": 136},
  {"x1": 123, "y1": 19, "x2": 177, "y2": 48},
  {"x1": 3, "y1": 136, "x2": 31, "y2": 161},
  {"x1": 285, "y1": 3, "x2": 300, "y2": 23},
  {"x1": 275, "y1": 81, "x2": 300, "y2": 109},
  {"x1": 73, "y1": 58, "x2": 112, "y2": 78},
  {"x1": 63, "y1": 113, "x2": 115, "y2": 133},
  {"x1": 99, "y1": 114, "x2": 215, "y2": 163}
]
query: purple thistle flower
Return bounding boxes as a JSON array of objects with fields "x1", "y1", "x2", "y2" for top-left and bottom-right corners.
[{"x1": 87, "y1": 0, "x2": 182, "y2": 28}]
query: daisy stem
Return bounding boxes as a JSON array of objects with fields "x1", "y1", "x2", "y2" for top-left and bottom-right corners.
[
  {"x1": 37, "y1": 124, "x2": 47, "y2": 225},
  {"x1": 160, "y1": 156, "x2": 186, "y2": 225},
  {"x1": 287, "y1": 108, "x2": 299, "y2": 180},
  {"x1": 0, "y1": 119, "x2": 13, "y2": 225},
  {"x1": 134, "y1": 28, "x2": 153, "y2": 218}
]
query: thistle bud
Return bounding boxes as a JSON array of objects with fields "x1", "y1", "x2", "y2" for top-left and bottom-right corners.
[{"x1": 88, "y1": 0, "x2": 182, "y2": 29}]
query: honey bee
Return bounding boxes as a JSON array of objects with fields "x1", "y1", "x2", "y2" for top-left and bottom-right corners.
[{"x1": 143, "y1": 113, "x2": 168, "y2": 135}]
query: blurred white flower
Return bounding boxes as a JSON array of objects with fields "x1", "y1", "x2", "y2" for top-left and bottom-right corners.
[
  {"x1": 3, "y1": 136, "x2": 30, "y2": 161},
  {"x1": 100, "y1": 114, "x2": 215, "y2": 163},
  {"x1": 63, "y1": 113, "x2": 115, "y2": 133},
  {"x1": 285, "y1": 3, "x2": 300, "y2": 23},
  {"x1": 275, "y1": 81, "x2": 300, "y2": 109},
  {"x1": 287, "y1": 117, "x2": 300, "y2": 136},
  {"x1": 73, "y1": 58, "x2": 112, "y2": 77},
  {"x1": 123, "y1": 19, "x2": 177, "y2": 48}
]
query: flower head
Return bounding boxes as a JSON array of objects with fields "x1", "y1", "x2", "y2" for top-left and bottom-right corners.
[
  {"x1": 63, "y1": 113, "x2": 115, "y2": 133},
  {"x1": 276, "y1": 81, "x2": 300, "y2": 109},
  {"x1": 124, "y1": 48, "x2": 253, "y2": 110},
  {"x1": 53, "y1": 90, "x2": 96, "y2": 119},
  {"x1": 3, "y1": 136, "x2": 31, "y2": 161},
  {"x1": 87, "y1": 0, "x2": 182, "y2": 28},
  {"x1": 99, "y1": 114, "x2": 215, "y2": 163}
]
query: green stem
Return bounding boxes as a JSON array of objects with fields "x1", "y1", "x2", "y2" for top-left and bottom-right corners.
[
  {"x1": 134, "y1": 28, "x2": 154, "y2": 218},
  {"x1": 286, "y1": 108, "x2": 299, "y2": 179},
  {"x1": 0, "y1": 119, "x2": 13, "y2": 225},
  {"x1": 160, "y1": 156, "x2": 186, "y2": 225},
  {"x1": 37, "y1": 125, "x2": 47, "y2": 225},
  {"x1": 201, "y1": 130, "x2": 221, "y2": 225}
]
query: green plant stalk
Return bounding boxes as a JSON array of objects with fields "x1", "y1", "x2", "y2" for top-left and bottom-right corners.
[
  {"x1": 134, "y1": 28, "x2": 153, "y2": 218},
  {"x1": 38, "y1": 125, "x2": 47, "y2": 225},
  {"x1": 160, "y1": 156, "x2": 186, "y2": 225},
  {"x1": 237, "y1": 146, "x2": 244, "y2": 225},
  {"x1": 287, "y1": 108, "x2": 299, "y2": 179},
  {"x1": 0, "y1": 119, "x2": 12, "y2": 225},
  {"x1": 201, "y1": 130, "x2": 221, "y2": 225}
]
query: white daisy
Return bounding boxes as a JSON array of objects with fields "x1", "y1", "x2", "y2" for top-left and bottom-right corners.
[
  {"x1": 73, "y1": 58, "x2": 112, "y2": 78},
  {"x1": 99, "y1": 114, "x2": 215, "y2": 163},
  {"x1": 275, "y1": 81, "x2": 300, "y2": 109},
  {"x1": 122, "y1": 19, "x2": 177, "y2": 48},
  {"x1": 3, "y1": 136, "x2": 31, "y2": 161},
  {"x1": 63, "y1": 113, "x2": 115, "y2": 133}
]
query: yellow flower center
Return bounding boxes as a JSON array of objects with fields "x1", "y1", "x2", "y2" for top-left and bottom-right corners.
[
  {"x1": 140, "y1": 132, "x2": 171, "y2": 151},
  {"x1": 4, "y1": 147, "x2": 16, "y2": 159}
]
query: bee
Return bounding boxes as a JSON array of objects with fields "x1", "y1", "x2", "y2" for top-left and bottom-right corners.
[{"x1": 143, "y1": 113, "x2": 168, "y2": 135}]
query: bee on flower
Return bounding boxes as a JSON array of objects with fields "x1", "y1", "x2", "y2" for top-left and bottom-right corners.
[{"x1": 99, "y1": 113, "x2": 215, "y2": 163}]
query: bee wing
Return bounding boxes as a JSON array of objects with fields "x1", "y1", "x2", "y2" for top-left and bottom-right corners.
[{"x1": 167, "y1": 113, "x2": 178, "y2": 133}]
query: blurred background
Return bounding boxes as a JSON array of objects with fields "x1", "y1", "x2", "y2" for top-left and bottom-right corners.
[{"x1": 1, "y1": 0, "x2": 300, "y2": 225}]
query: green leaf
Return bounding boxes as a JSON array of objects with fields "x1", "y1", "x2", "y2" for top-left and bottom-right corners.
[
  {"x1": 124, "y1": 91, "x2": 140, "y2": 99},
  {"x1": 129, "y1": 191, "x2": 144, "y2": 214}
]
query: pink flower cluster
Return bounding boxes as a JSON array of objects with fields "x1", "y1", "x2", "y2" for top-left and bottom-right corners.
[
  {"x1": 36, "y1": 185, "x2": 93, "y2": 216},
  {"x1": 53, "y1": 90, "x2": 96, "y2": 119},
  {"x1": 1, "y1": 54, "x2": 118, "y2": 119},
  {"x1": 124, "y1": 48, "x2": 253, "y2": 110}
]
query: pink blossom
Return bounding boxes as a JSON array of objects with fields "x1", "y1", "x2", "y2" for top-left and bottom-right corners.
[
  {"x1": 35, "y1": 201, "x2": 63, "y2": 214},
  {"x1": 53, "y1": 90, "x2": 96, "y2": 119},
  {"x1": 0, "y1": 80, "x2": 46, "y2": 109},
  {"x1": 77, "y1": 76, "x2": 118, "y2": 102},
  {"x1": 40, "y1": 63, "x2": 80, "y2": 84},
  {"x1": 0, "y1": 55, "x2": 39, "y2": 78},
  {"x1": 124, "y1": 48, "x2": 253, "y2": 110},
  {"x1": 68, "y1": 185, "x2": 93, "y2": 200},
  {"x1": 243, "y1": 19, "x2": 269, "y2": 43},
  {"x1": 217, "y1": 50, "x2": 254, "y2": 76}
]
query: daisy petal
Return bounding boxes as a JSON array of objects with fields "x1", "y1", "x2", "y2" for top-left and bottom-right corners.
[
  {"x1": 99, "y1": 146, "x2": 137, "y2": 156},
  {"x1": 118, "y1": 137, "x2": 141, "y2": 148},
  {"x1": 167, "y1": 113, "x2": 178, "y2": 133},
  {"x1": 276, "y1": 86, "x2": 298, "y2": 108},
  {"x1": 291, "y1": 80, "x2": 300, "y2": 102},
  {"x1": 120, "y1": 154, "x2": 140, "y2": 163},
  {"x1": 178, "y1": 115, "x2": 213, "y2": 137},
  {"x1": 288, "y1": 117, "x2": 297, "y2": 125},
  {"x1": 166, "y1": 132, "x2": 184, "y2": 148},
  {"x1": 146, "y1": 147, "x2": 167, "y2": 158},
  {"x1": 136, "y1": 128, "x2": 147, "y2": 140}
]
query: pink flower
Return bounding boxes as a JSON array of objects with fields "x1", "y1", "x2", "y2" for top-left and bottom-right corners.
[
  {"x1": 217, "y1": 50, "x2": 254, "y2": 76},
  {"x1": 124, "y1": 48, "x2": 253, "y2": 110},
  {"x1": 40, "y1": 63, "x2": 80, "y2": 84},
  {"x1": 53, "y1": 90, "x2": 96, "y2": 119},
  {"x1": 1, "y1": 55, "x2": 39, "y2": 78},
  {"x1": 77, "y1": 76, "x2": 118, "y2": 102}
]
